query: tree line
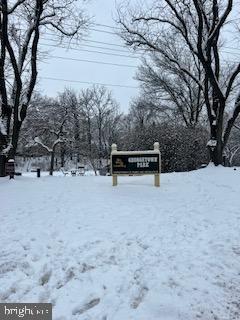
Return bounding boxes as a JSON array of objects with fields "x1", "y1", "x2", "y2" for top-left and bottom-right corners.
[
  {"x1": 16, "y1": 85, "x2": 240, "y2": 174},
  {"x1": 1, "y1": 0, "x2": 240, "y2": 176}
]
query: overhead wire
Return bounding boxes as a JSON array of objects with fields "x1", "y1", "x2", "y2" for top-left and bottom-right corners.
[
  {"x1": 40, "y1": 36, "x2": 135, "y2": 54},
  {"x1": 40, "y1": 24, "x2": 139, "y2": 90},
  {"x1": 35, "y1": 23, "x2": 240, "y2": 89},
  {"x1": 47, "y1": 55, "x2": 138, "y2": 68},
  {"x1": 41, "y1": 76, "x2": 138, "y2": 89},
  {"x1": 40, "y1": 42, "x2": 141, "y2": 59}
]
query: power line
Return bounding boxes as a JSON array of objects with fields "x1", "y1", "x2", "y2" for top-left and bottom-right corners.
[
  {"x1": 222, "y1": 45, "x2": 240, "y2": 52},
  {"x1": 93, "y1": 23, "x2": 122, "y2": 31},
  {"x1": 220, "y1": 50, "x2": 240, "y2": 57},
  {"x1": 41, "y1": 36, "x2": 240, "y2": 61},
  {"x1": 58, "y1": 22, "x2": 120, "y2": 35},
  {"x1": 48, "y1": 55, "x2": 138, "y2": 68},
  {"x1": 42, "y1": 43, "x2": 239, "y2": 66},
  {"x1": 88, "y1": 27, "x2": 117, "y2": 35},
  {"x1": 18, "y1": 27, "x2": 240, "y2": 68},
  {"x1": 41, "y1": 76, "x2": 138, "y2": 89},
  {"x1": 41, "y1": 30, "x2": 136, "y2": 52},
  {"x1": 222, "y1": 59, "x2": 240, "y2": 64},
  {"x1": 16, "y1": 27, "x2": 129, "y2": 49},
  {"x1": 41, "y1": 36, "x2": 135, "y2": 54},
  {"x1": 43, "y1": 30, "x2": 240, "y2": 54},
  {"x1": 42, "y1": 33, "x2": 240, "y2": 58},
  {"x1": 83, "y1": 37, "x2": 128, "y2": 48},
  {"x1": 40, "y1": 42, "x2": 140, "y2": 59},
  {"x1": 82, "y1": 37, "x2": 128, "y2": 49},
  {"x1": 43, "y1": 33, "x2": 240, "y2": 59},
  {"x1": 18, "y1": 24, "x2": 240, "y2": 53},
  {"x1": 43, "y1": 46, "x2": 239, "y2": 69}
]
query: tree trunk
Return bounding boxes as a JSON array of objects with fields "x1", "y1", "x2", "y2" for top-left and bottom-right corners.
[
  {"x1": 9, "y1": 120, "x2": 22, "y2": 160},
  {"x1": 49, "y1": 151, "x2": 55, "y2": 176},
  {"x1": 209, "y1": 143, "x2": 223, "y2": 166},
  {"x1": 0, "y1": 155, "x2": 7, "y2": 177},
  {"x1": 208, "y1": 99, "x2": 224, "y2": 166},
  {"x1": 98, "y1": 125, "x2": 103, "y2": 168},
  {"x1": 60, "y1": 147, "x2": 65, "y2": 168},
  {"x1": 0, "y1": 133, "x2": 7, "y2": 176}
]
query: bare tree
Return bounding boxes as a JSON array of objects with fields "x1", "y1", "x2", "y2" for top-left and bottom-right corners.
[
  {"x1": 92, "y1": 86, "x2": 119, "y2": 168},
  {"x1": 0, "y1": 0, "x2": 89, "y2": 174},
  {"x1": 34, "y1": 136, "x2": 64, "y2": 175},
  {"x1": 27, "y1": 96, "x2": 69, "y2": 175},
  {"x1": 137, "y1": 48, "x2": 205, "y2": 127},
  {"x1": 224, "y1": 112, "x2": 240, "y2": 166},
  {"x1": 78, "y1": 86, "x2": 121, "y2": 173},
  {"x1": 118, "y1": 0, "x2": 240, "y2": 165},
  {"x1": 79, "y1": 87, "x2": 97, "y2": 174},
  {"x1": 224, "y1": 144, "x2": 240, "y2": 166},
  {"x1": 58, "y1": 88, "x2": 82, "y2": 165}
]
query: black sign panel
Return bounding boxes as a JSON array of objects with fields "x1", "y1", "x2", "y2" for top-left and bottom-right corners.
[
  {"x1": 5, "y1": 162, "x2": 15, "y2": 175},
  {"x1": 111, "y1": 153, "x2": 160, "y2": 175}
]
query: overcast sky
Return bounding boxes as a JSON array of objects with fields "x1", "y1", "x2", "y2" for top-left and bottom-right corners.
[
  {"x1": 37, "y1": 0, "x2": 240, "y2": 112},
  {"x1": 38, "y1": 0, "x2": 140, "y2": 112}
]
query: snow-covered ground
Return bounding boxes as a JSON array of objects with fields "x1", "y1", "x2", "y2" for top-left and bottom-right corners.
[{"x1": 1, "y1": 167, "x2": 240, "y2": 320}]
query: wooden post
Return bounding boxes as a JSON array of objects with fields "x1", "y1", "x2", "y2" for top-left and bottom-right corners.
[
  {"x1": 111, "y1": 144, "x2": 118, "y2": 186},
  {"x1": 154, "y1": 142, "x2": 160, "y2": 187},
  {"x1": 112, "y1": 175, "x2": 118, "y2": 186}
]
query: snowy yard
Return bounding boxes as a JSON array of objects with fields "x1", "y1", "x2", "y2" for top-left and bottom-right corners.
[{"x1": 1, "y1": 167, "x2": 240, "y2": 320}]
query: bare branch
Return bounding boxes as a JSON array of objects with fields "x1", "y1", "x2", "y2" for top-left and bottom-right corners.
[
  {"x1": 225, "y1": 63, "x2": 240, "y2": 100},
  {"x1": 208, "y1": 0, "x2": 233, "y2": 44},
  {"x1": 223, "y1": 93, "x2": 240, "y2": 146},
  {"x1": 8, "y1": 0, "x2": 26, "y2": 14},
  {"x1": 40, "y1": 21, "x2": 82, "y2": 37}
]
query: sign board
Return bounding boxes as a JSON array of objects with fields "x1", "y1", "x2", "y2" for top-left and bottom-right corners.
[
  {"x1": 111, "y1": 143, "x2": 161, "y2": 187},
  {"x1": 5, "y1": 160, "x2": 15, "y2": 179},
  {"x1": 112, "y1": 153, "x2": 160, "y2": 175}
]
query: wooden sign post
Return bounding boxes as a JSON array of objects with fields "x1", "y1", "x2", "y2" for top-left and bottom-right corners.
[
  {"x1": 111, "y1": 142, "x2": 161, "y2": 187},
  {"x1": 111, "y1": 143, "x2": 118, "y2": 186},
  {"x1": 154, "y1": 142, "x2": 160, "y2": 187}
]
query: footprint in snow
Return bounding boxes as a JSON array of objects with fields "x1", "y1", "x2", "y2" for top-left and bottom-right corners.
[
  {"x1": 72, "y1": 298, "x2": 100, "y2": 315},
  {"x1": 0, "y1": 261, "x2": 17, "y2": 275},
  {"x1": 131, "y1": 286, "x2": 149, "y2": 309},
  {"x1": 232, "y1": 246, "x2": 240, "y2": 255},
  {"x1": 39, "y1": 269, "x2": 52, "y2": 286}
]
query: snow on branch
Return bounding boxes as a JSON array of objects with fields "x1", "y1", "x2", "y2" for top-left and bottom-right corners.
[
  {"x1": 34, "y1": 137, "x2": 53, "y2": 153},
  {"x1": 1, "y1": 143, "x2": 12, "y2": 155},
  {"x1": 34, "y1": 137, "x2": 64, "y2": 153},
  {"x1": 52, "y1": 138, "x2": 64, "y2": 149},
  {"x1": 207, "y1": 139, "x2": 217, "y2": 148}
]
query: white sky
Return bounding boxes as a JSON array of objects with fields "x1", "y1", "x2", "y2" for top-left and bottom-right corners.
[{"x1": 37, "y1": 0, "x2": 140, "y2": 112}]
